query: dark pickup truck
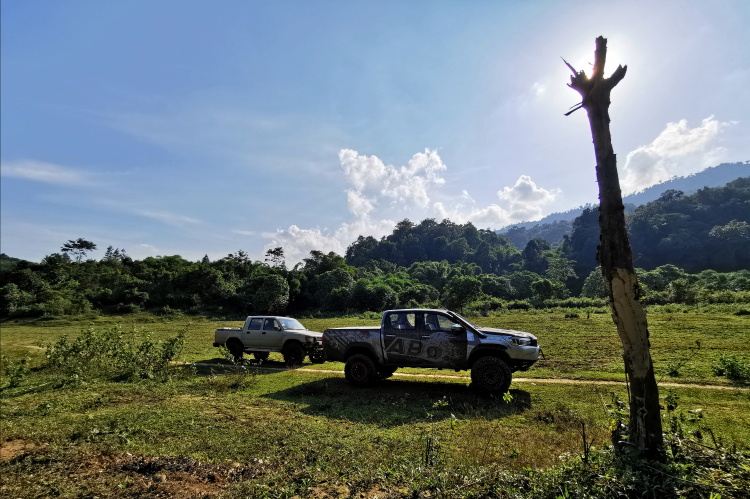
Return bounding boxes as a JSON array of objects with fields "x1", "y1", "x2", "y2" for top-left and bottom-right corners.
[{"x1": 323, "y1": 308, "x2": 540, "y2": 394}]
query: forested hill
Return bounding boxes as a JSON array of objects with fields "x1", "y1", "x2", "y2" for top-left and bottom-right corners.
[
  {"x1": 498, "y1": 162, "x2": 749, "y2": 234},
  {"x1": 344, "y1": 219, "x2": 520, "y2": 274},
  {"x1": 566, "y1": 176, "x2": 750, "y2": 281},
  {"x1": 624, "y1": 162, "x2": 749, "y2": 206}
]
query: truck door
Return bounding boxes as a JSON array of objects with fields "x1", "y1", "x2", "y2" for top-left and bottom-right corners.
[
  {"x1": 383, "y1": 311, "x2": 420, "y2": 365},
  {"x1": 261, "y1": 318, "x2": 283, "y2": 348},
  {"x1": 419, "y1": 312, "x2": 467, "y2": 368},
  {"x1": 244, "y1": 317, "x2": 263, "y2": 346}
]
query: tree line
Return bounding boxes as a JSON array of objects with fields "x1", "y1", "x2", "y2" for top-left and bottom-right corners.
[{"x1": 1, "y1": 178, "x2": 747, "y2": 319}]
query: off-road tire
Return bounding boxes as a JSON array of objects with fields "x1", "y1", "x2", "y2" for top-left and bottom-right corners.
[
  {"x1": 344, "y1": 354, "x2": 378, "y2": 387},
  {"x1": 309, "y1": 350, "x2": 326, "y2": 364},
  {"x1": 377, "y1": 366, "x2": 397, "y2": 379},
  {"x1": 283, "y1": 342, "x2": 305, "y2": 367},
  {"x1": 253, "y1": 352, "x2": 270, "y2": 362},
  {"x1": 471, "y1": 356, "x2": 512, "y2": 395},
  {"x1": 226, "y1": 339, "x2": 245, "y2": 364}
]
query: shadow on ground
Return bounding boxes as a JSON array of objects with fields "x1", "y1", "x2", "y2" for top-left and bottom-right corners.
[{"x1": 261, "y1": 376, "x2": 532, "y2": 427}]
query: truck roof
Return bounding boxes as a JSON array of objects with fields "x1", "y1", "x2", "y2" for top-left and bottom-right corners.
[{"x1": 383, "y1": 309, "x2": 452, "y2": 314}]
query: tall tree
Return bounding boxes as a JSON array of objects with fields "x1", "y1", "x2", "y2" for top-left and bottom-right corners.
[
  {"x1": 61, "y1": 238, "x2": 97, "y2": 262},
  {"x1": 264, "y1": 247, "x2": 285, "y2": 268},
  {"x1": 564, "y1": 36, "x2": 663, "y2": 459}
]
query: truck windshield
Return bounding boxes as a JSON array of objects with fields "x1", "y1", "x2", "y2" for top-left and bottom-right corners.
[
  {"x1": 278, "y1": 318, "x2": 306, "y2": 330},
  {"x1": 452, "y1": 312, "x2": 479, "y2": 330}
]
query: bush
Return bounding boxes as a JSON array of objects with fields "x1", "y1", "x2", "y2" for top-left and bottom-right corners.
[
  {"x1": 541, "y1": 297, "x2": 607, "y2": 309},
  {"x1": 506, "y1": 300, "x2": 532, "y2": 310},
  {"x1": 1, "y1": 353, "x2": 31, "y2": 388},
  {"x1": 466, "y1": 297, "x2": 507, "y2": 316},
  {"x1": 712, "y1": 355, "x2": 750, "y2": 382},
  {"x1": 42, "y1": 324, "x2": 186, "y2": 382},
  {"x1": 116, "y1": 302, "x2": 141, "y2": 314}
]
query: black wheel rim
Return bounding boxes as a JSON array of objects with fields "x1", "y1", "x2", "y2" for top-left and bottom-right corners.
[
  {"x1": 478, "y1": 365, "x2": 504, "y2": 388},
  {"x1": 351, "y1": 362, "x2": 368, "y2": 382}
]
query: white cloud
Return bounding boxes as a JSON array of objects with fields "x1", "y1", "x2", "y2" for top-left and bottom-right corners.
[
  {"x1": 1, "y1": 160, "x2": 91, "y2": 186},
  {"x1": 621, "y1": 116, "x2": 730, "y2": 194},
  {"x1": 132, "y1": 243, "x2": 161, "y2": 258},
  {"x1": 432, "y1": 174, "x2": 557, "y2": 228},
  {"x1": 333, "y1": 217, "x2": 396, "y2": 247},
  {"x1": 263, "y1": 225, "x2": 345, "y2": 265},
  {"x1": 133, "y1": 210, "x2": 201, "y2": 227},
  {"x1": 338, "y1": 148, "x2": 446, "y2": 209},
  {"x1": 498, "y1": 175, "x2": 557, "y2": 204},
  {"x1": 346, "y1": 190, "x2": 375, "y2": 218},
  {"x1": 232, "y1": 230, "x2": 257, "y2": 236}
]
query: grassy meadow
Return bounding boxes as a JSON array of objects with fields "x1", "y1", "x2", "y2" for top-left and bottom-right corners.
[{"x1": 1, "y1": 307, "x2": 749, "y2": 498}]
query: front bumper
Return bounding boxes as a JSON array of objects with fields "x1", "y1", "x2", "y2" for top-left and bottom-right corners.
[{"x1": 510, "y1": 345, "x2": 540, "y2": 361}]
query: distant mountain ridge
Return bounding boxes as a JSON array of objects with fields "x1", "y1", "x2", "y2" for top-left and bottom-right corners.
[{"x1": 497, "y1": 161, "x2": 749, "y2": 233}]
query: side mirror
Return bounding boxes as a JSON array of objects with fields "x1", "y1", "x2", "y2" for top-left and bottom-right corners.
[
  {"x1": 451, "y1": 324, "x2": 464, "y2": 333},
  {"x1": 274, "y1": 326, "x2": 281, "y2": 331}
]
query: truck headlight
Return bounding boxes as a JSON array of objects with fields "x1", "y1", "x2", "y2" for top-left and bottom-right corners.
[{"x1": 508, "y1": 337, "x2": 533, "y2": 346}]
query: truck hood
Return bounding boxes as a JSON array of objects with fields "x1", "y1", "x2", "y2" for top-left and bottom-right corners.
[{"x1": 476, "y1": 327, "x2": 536, "y2": 339}]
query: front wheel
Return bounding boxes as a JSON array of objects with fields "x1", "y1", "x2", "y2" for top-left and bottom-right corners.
[
  {"x1": 344, "y1": 354, "x2": 378, "y2": 387},
  {"x1": 471, "y1": 356, "x2": 512, "y2": 395},
  {"x1": 283, "y1": 343, "x2": 305, "y2": 367}
]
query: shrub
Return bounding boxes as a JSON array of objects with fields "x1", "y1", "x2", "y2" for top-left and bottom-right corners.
[
  {"x1": 506, "y1": 300, "x2": 532, "y2": 310},
  {"x1": 712, "y1": 355, "x2": 750, "y2": 382},
  {"x1": 1, "y1": 353, "x2": 31, "y2": 388},
  {"x1": 116, "y1": 302, "x2": 141, "y2": 314},
  {"x1": 541, "y1": 297, "x2": 607, "y2": 309},
  {"x1": 42, "y1": 324, "x2": 186, "y2": 382}
]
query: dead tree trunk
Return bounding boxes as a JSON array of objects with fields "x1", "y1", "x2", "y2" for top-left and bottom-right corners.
[{"x1": 564, "y1": 36, "x2": 664, "y2": 460}]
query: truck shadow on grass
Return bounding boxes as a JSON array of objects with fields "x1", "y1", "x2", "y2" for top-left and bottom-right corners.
[
  {"x1": 261, "y1": 376, "x2": 532, "y2": 428},
  {"x1": 189, "y1": 358, "x2": 314, "y2": 377}
]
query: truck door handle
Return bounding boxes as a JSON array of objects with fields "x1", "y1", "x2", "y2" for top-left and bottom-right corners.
[
  {"x1": 262, "y1": 332, "x2": 266, "y2": 334},
  {"x1": 385, "y1": 334, "x2": 395, "y2": 338}
]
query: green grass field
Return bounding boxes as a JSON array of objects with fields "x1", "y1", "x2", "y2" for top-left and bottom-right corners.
[
  {"x1": 3, "y1": 307, "x2": 748, "y2": 384},
  {"x1": 1, "y1": 309, "x2": 749, "y2": 498}
]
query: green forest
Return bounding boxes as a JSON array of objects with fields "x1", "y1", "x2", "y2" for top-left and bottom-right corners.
[{"x1": 2, "y1": 177, "x2": 748, "y2": 319}]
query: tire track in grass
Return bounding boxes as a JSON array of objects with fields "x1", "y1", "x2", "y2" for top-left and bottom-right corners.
[{"x1": 180, "y1": 363, "x2": 745, "y2": 391}]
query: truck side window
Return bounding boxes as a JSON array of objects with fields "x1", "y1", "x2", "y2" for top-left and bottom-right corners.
[
  {"x1": 423, "y1": 313, "x2": 454, "y2": 332},
  {"x1": 386, "y1": 312, "x2": 415, "y2": 330},
  {"x1": 263, "y1": 318, "x2": 275, "y2": 330},
  {"x1": 249, "y1": 318, "x2": 263, "y2": 330}
]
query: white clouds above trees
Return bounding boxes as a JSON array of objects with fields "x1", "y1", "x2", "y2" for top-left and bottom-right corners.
[
  {"x1": 265, "y1": 149, "x2": 559, "y2": 263},
  {"x1": 621, "y1": 116, "x2": 730, "y2": 194}
]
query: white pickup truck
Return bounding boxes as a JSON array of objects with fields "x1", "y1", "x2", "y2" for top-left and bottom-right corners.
[{"x1": 213, "y1": 316, "x2": 325, "y2": 366}]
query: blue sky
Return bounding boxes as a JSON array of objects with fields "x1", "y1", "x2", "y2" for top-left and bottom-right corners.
[{"x1": 2, "y1": 0, "x2": 749, "y2": 264}]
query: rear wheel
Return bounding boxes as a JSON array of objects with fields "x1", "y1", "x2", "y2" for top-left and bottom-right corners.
[
  {"x1": 283, "y1": 342, "x2": 305, "y2": 367},
  {"x1": 471, "y1": 356, "x2": 512, "y2": 395},
  {"x1": 344, "y1": 354, "x2": 378, "y2": 387},
  {"x1": 253, "y1": 352, "x2": 270, "y2": 362},
  {"x1": 309, "y1": 350, "x2": 326, "y2": 364},
  {"x1": 226, "y1": 339, "x2": 244, "y2": 363}
]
